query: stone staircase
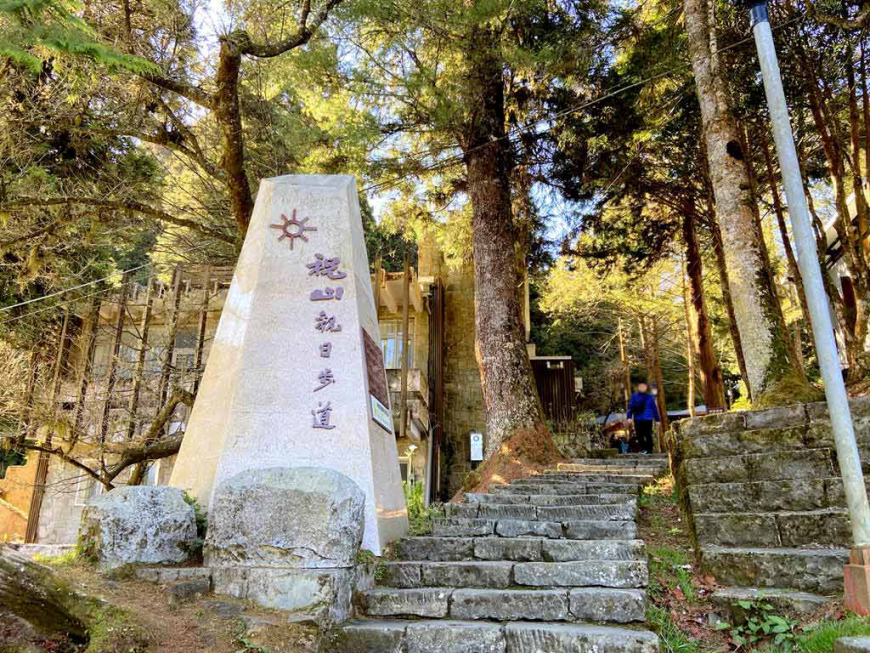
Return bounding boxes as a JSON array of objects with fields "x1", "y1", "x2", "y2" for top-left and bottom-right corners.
[
  {"x1": 673, "y1": 402, "x2": 870, "y2": 614},
  {"x1": 323, "y1": 453, "x2": 669, "y2": 652}
]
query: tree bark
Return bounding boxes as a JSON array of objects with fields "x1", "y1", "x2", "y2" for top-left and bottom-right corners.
[
  {"x1": 462, "y1": 26, "x2": 547, "y2": 459},
  {"x1": 710, "y1": 219, "x2": 750, "y2": 392},
  {"x1": 618, "y1": 318, "x2": 631, "y2": 410},
  {"x1": 682, "y1": 261, "x2": 697, "y2": 417},
  {"x1": 682, "y1": 207, "x2": 726, "y2": 410},
  {"x1": 683, "y1": 0, "x2": 796, "y2": 398}
]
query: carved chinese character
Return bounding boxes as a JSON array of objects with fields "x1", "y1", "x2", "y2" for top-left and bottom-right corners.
[
  {"x1": 315, "y1": 311, "x2": 342, "y2": 333},
  {"x1": 307, "y1": 253, "x2": 347, "y2": 280},
  {"x1": 319, "y1": 343, "x2": 332, "y2": 358},
  {"x1": 310, "y1": 287, "x2": 344, "y2": 301},
  {"x1": 314, "y1": 368, "x2": 336, "y2": 392},
  {"x1": 311, "y1": 401, "x2": 336, "y2": 430}
]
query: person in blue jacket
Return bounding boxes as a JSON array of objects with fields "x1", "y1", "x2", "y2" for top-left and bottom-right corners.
[{"x1": 627, "y1": 382, "x2": 660, "y2": 454}]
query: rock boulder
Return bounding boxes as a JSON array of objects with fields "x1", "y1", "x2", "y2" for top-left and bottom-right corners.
[
  {"x1": 78, "y1": 486, "x2": 196, "y2": 569},
  {"x1": 205, "y1": 466, "x2": 365, "y2": 569}
]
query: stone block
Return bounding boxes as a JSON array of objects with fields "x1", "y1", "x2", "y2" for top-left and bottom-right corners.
[
  {"x1": 212, "y1": 567, "x2": 249, "y2": 598},
  {"x1": 78, "y1": 486, "x2": 196, "y2": 569},
  {"x1": 395, "y1": 537, "x2": 474, "y2": 561},
  {"x1": 406, "y1": 621, "x2": 506, "y2": 653},
  {"x1": 776, "y1": 510, "x2": 851, "y2": 547},
  {"x1": 432, "y1": 518, "x2": 494, "y2": 537},
  {"x1": 450, "y1": 589, "x2": 570, "y2": 621},
  {"x1": 464, "y1": 493, "x2": 529, "y2": 504},
  {"x1": 687, "y1": 479, "x2": 828, "y2": 514},
  {"x1": 680, "y1": 428, "x2": 810, "y2": 460},
  {"x1": 494, "y1": 520, "x2": 562, "y2": 539},
  {"x1": 242, "y1": 567, "x2": 354, "y2": 625},
  {"x1": 420, "y1": 561, "x2": 513, "y2": 588},
  {"x1": 745, "y1": 405, "x2": 807, "y2": 431},
  {"x1": 477, "y1": 504, "x2": 538, "y2": 520},
  {"x1": 569, "y1": 588, "x2": 645, "y2": 623},
  {"x1": 693, "y1": 514, "x2": 779, "y2": 547},
  {"x1": 681, "y1": 412, "x2": 746, "y2": 436},
  {"x1": 321, "y1": 620, "x2": 406, "y2": 653},
  {"x1": 711, "y1": 587, "x2": 831, "y2": 615},
  {"x1": 837, "y1": 637, "x2": 870, "y2": 653},
  {"x1": 503, "y1": 623, "x2": 659, "y2": 653},
  {"x1": 537, "y1": 504, "x2": 635, "y2": 522},
  {"x1": 513, "y1": 561, "x2": 647, "y2": 588},
  {"x1": 168, "y1": 578, "x2": 211, "y2": 605},
  {"x1": 684, "y1": 456, "x2": 750, "y2": 485},
  {"x1": 564, "y1": 520, "x2": 637, "y2": 540},
  {"x1": 445, "y1": 503, "x2": 479, "y2": 518},
  {"x1": 361, "y1": 588, "x2": 451, "y2": 618},
  {"x1": 378, "y1": 562, "x2": 421, "y2": 588},
  {"x1": 474, "y1": 537, "x2": 542, "y2": 562},
  {"x1": 205, "y1": 467, "x2": 364, "y2": 569},
  {"x1": 748, "y1": 450, "x2": 832, "y2": 482},
  {"x1": 542, "y1": 539, "x2": 645, "y2": 562}
]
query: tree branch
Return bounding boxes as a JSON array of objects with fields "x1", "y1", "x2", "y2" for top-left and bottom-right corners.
[
  {"x1": 1, "y1": 197, "x2": 235, "y2": 244},
  {"x1": 806, "y1": 0, "x2": 870, "y2": 30},
  {"x1": 237, "y1": 0, "x2": 343, "y2": 58},
  {"x1": 139, "y1": 71, "x2": 215, "y2": 108}
]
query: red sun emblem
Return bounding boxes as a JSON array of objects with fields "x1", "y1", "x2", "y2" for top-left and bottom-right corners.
[{"x1": 270, "y1": 209, "x2": 317, "y2": 249}]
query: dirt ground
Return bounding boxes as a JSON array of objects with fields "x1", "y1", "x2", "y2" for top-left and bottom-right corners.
[{"x1": 6, "y1": 561, "x2": 321, "y2": 653}]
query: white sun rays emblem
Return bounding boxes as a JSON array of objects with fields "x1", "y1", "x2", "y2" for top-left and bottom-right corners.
[{"x1": 269, "y1": 209, "x2": 317, "y2": 249}]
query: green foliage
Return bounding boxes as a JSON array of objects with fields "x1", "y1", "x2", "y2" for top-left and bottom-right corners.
[
  {"x1": 32, "y1": 548, "x2": 78, "y2": 567},
  {"x1": 85, "y1": 603, "x2": 149, "y2": 652},
  {"x1": 797, "y1": 616, "x2": 870, "y2": 653},
  {"x1": 715, "y1": 598, "x2": 799, "y2": 651},
  {"x1": 0, "y1": 0, "x2": 158, "y2": 74},
  {"x1": 647, "y1": 604, "x2": 706, "y2": 653},
  {"x1": 403, "y1": 481, "x2": 444, "y2": 536},
  {"x1": 356, "y1": 549, "x2": 376, "y2": 566},
  {"x1": 182, "y1": 491, "x2": 208, "y2": 558},
  {"x1": 647, "y1": 545, "x2": 696, "y2": 604}
]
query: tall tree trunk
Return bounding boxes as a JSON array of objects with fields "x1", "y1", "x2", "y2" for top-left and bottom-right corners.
[
  {"x1": 462, "y1": 27, "x2": 547, "y2": 459},
  {"x1": 683, "y1": 0, "x2": 796, "y2": 398},
  {"x1": 650, "y1": 314, "x2": 669, "y2": 446},
  {"x1": 618, "y1": 318, "x2": 631, "y2": 410},
  {"x1": 710, "y1": 219, "x2": 750, "y2": 392},
  {"x1": 682, "y1": 206, "x2": 726, "y2": 410},
  {"x1": 682, "y1": 260, "x2": 697, "y2": 417}
]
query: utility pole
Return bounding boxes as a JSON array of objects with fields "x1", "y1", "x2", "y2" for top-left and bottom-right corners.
[{"x1": 746, "y1": 0, "x2": 870, "y2": 613}]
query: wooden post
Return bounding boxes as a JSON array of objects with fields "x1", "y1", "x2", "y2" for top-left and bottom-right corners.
[
  {"x1": 399, "y1": 253, "x2": 411, "y2": 442},
  {"x1": 617, "y1": 318, "x2": 631, "y2": 411},
  {"x1": 24, "y1": 309, "x2": 69, "y2": 543},
  {"x1": 99, "y1": 273, "x2": 130, "y2": 445},
  {"x1": 192, "y1": 266, "x2": 211, "y2": 395},
  {"x1": 125, "y1": 275, "x2": 154, "y2": 441}
]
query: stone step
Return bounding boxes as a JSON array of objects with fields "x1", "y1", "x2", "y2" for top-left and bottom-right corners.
[
  {"x1": 359, "y1": 587, "x2": 646, "y2": 622},
  {"x1": 700, "y1": 546, "x2": 848, "y2": 594},
  {"x1": 682, "y1": 449, "x2": 834, "y2": 486},
  {"x1": 491, "y1": 483, "x2": 639, "y2": 496},
  {"x1": 511, "y1": 475, "x2": 652, "y2": 486},
  {"x1": 693, "y1": 509, "x2": 850, "y2": 548},
  {"x1": 552, "y1": 466, "x2": 664, "y2": 476},
  {"x1": 560, "y1": 458, "x2": 668, "y2": 467},
  {"x1": 394, "y1": 537, "x2": 645, "y2": 562},
  {"x1": 710, "y1": 586, "x2": 832, "y2": 615},
  {"x1": 431, "y1": 518, "x2": 637, "y2": 539},
  {"x1": 464, "y1": 492, "x2": 637, "y2": 506},
  {"x1": 686, "y1": 477, "x2": 858, "y2": 514},
  {"x1": 445, "y1": 503, "x2": 637, "y2": 522},
  {"x1": 324, "y1": 619, "x2": 660, "y2": 653},
  {"x1": 376, "y1": 559, "x2": 647, "y2": 589}
]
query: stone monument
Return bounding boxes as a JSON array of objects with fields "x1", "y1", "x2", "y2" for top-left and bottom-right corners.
[{"x1": 169, "y1": 175, "x2": 407, "y2": 554}]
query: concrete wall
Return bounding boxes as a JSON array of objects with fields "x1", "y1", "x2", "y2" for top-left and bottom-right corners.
[{"x1": 0, "y1": 455, "x2": 38, "y2": 542}]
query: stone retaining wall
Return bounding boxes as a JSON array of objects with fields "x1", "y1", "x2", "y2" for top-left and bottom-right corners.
[{"x1": 671, "y1": 398, "x2": 870, "y2": 598}]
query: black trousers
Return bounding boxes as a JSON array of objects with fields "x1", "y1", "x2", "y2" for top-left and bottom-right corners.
[{"x1": 635, "y1": 420, "x2": 654, "y2": 453}]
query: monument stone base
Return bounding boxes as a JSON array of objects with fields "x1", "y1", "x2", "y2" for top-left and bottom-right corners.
[{"x1": 845, "y1": 546, "x2": 870, "y2": 615}]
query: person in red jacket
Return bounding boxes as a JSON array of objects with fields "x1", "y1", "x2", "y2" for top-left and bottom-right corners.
[{"x1": 627, "y1": 382, "x2": 660, "y2": 454}]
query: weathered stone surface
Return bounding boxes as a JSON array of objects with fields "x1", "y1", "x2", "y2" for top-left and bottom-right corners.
[
  {"x1": 684, "y1": 450, "x2": 832, "y2": 485},
  {"x1": 700, "y1": 546, "x2": 848, "y2": 593},
  {"x1": 477, "y1": 504, "x2": 538, "y2": 520},
  {"x1": 474, "y1": 537, "x2": 542, "y2": 562},
  {"x1": 681, "y1": 412, "x2": 746, "y2": 436},
  {"x1": 586, "y1": 484, "x2": 639, "y2": 495},
  {"x1": 361, "y1": 588, "x2": 451, "y2": 618},
  {"x1": 514, "y1": 561, "x2": 647, "y2": 588},
  {"x1": 395, "y1": 537, "x2": 474, "y2": 561},
  {"x1": 542, "y1": 539, "x2": 645, "y2": 562},
  {"x1": 564, "y1": 520, "x2": 637, "y2": 540},
  {"x1": 78, "y1": 486, "x2": 196, "y2": 569},
  {"x1": 406, "y1": 621, "x2": 506, "y2": 653},
  {"x1": 711, "y1": 587, "x2": 831, "y2": 615},
  {"x1": 681, "y1": 428, "x2": 811, "y2": 460},
  {"x1": 420, "y1": 561, "x2": 513, "y2": 588},
  {"x1": 168, "y1": 578, "x2": 211, "y2": 604},
  {"x1": 693, "y1": 514, "x2": 779, "y2": 547},
  {"x1": 464, "y1": 493, "x2": 530, "y2": 504},
  {"x1": 537, "y1": 504, "x2": 635, "y2": 522},
  {"x1": 249, "y1": 567, "x2": 354, "y2": 625},
  {"x1": 745, "y1": 405, "x2": 807, "y2": 431},
  {"x1": 775, "y1": 510, "x2": 850, "y2": 547},
  {"x1": 136, "y1": 566, "x2": 214, "y2": 585},
  {"x1": 687, "y1": 479, "x2": 828, "y2": 514},
  {"x1": 321, "y1": 620, "x2": 406, "y2": 653},
  {"x1": 432, "y1": 519, "x2": 495, "y2": 537},
  {"x1": 378, "y1": 562, "x2": 421, "y2": 588},
  {"x1": 450, "y1": 589, "x2": 570, "y2": 621},
  {"x1": 503, "y1": 623, "x2": 659, "y2": 653},
  {"x1": 836, "y1": 636, "x2": 870, "y2": 653},
  {"x1": 529, "y1": 494, "x2": 631, "y2": 506},
  {"x1": 205, "y1": 467, "x2": 364, "y2": 569},
  {"x1": 446, "y1": 504, "x2": 480, "y2": 518},
  {"x1": 494, "y1": 520, "x2": 562, "y2": 539},
  {"x1": 569, "y1": 588, "x2": 645, "y2": 623}
]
